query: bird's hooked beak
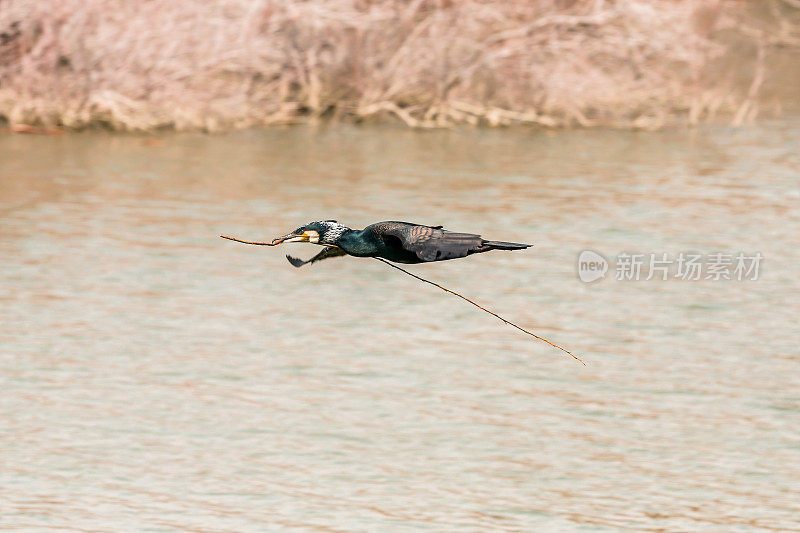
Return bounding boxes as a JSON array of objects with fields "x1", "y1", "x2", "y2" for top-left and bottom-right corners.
[{"x1": 270, "y1": 230, "x2": 320, "y2": 245}]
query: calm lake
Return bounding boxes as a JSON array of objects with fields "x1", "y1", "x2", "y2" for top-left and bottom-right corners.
[{"x1": 1, "y1": 121, "x2": 799, "y2": 531}]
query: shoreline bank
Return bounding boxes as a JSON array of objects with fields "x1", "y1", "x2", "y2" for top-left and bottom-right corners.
[{"x1": 1, "y1": 1, "x2": 798, "y2": 132}]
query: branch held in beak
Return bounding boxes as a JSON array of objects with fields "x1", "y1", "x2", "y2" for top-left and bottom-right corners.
[
  {"x1": 221, "y1": 230, "x2": 320, "y2": 246},
  {"x1": 270, "y1": 230, "x2": 319, "y2": 245}
]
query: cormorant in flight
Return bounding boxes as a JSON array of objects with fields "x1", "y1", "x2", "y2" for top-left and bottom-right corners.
[
  {"x1": 220, "y1": 221, "x2": 583, "y2": 363},
  {"x1": 263, "y1": 220, "x2": 531, "y2": 267}
]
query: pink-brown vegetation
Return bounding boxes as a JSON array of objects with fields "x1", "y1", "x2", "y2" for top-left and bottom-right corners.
[{"x1": 0, "y1": 0, "x2": 797, "y2": 131}]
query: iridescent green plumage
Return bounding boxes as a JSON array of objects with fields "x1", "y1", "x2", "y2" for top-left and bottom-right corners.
[{"x1": 284, "y1": 220, "x2": 531, "y2": 267}]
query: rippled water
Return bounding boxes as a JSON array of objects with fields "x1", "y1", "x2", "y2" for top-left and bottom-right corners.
[{"x1": 1, "y1": 122, "x2": 799, "y2": 531}]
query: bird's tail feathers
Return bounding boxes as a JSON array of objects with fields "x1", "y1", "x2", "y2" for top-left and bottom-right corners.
[{"x1": 482, "y1": 240, "x2": 532, "y2": 250}]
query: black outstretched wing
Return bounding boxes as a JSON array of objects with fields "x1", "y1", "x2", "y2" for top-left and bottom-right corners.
[
  {"x1": 372, "y1": 221, "x2": 527, "y2": 263},
  {"x1": 286, "y1": 246, "x2": 347, "y2": 268}
]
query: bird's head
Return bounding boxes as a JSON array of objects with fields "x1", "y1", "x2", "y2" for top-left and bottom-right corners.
[{"x1": 271, "y1": 220, "x2": 350, "y2": 246}]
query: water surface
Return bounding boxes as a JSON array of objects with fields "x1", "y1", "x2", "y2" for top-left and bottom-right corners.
[{"x1": 1, "y1": 123, "x2": 799, "y2": 531}]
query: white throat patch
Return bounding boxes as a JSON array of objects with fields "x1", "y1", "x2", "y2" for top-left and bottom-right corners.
[{"x1": 304, "y1": 230, "x2": 320, "y2": 243}]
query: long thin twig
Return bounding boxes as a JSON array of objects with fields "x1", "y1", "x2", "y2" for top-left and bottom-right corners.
[
  {"x1": 220, "y1": 235, "x2": 278, "y2": 246},
  {"x1": 374, "y1": 257, "x2": 585, "y2": 365}
]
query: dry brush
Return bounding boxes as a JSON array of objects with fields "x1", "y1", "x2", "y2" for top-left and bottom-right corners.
[{"x1": 0, "y1": 0, "x2": 796, "y2": 131}]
